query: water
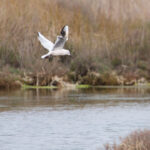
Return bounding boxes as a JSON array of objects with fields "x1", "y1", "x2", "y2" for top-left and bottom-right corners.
[{"x1": 0, "y1": 87, "x2": 150, "y2": 150}]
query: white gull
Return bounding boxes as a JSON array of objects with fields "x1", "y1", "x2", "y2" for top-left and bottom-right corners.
[{"x1": 38, "y1": 25, "x2": 70, "y2": 59}]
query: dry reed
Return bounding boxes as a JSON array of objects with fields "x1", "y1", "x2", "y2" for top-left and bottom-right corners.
[
  {"x1": 104, "y1": 130, "x2": 150, "y2": 150},
  {"x1": 0, "y1": 0, "x2": 150, "y2": 77}
]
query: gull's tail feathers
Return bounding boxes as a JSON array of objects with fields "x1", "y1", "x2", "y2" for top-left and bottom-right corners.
[{"x1": 41, "y1": 52, "x2": 51, "y2": 59}]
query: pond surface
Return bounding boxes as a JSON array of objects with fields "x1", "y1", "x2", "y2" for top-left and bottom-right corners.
[{"x1": 0, "y1": 87, "x2": 150, "y2": 150}]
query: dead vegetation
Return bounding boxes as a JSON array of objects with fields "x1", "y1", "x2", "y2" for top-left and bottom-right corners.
[
  {"x1": 104, "y1": 130, "x2": 150, "y2": 150},
  {"x1": 0, "y1": 0, "x2": 150, "y2": 85},
  {"x1": 0, "y1": 73, "x2": 21, "y2": 89}
]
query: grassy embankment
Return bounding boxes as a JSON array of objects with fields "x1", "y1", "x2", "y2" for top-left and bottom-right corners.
[{"x1": 0, "y1": 0, "x2": 150, "y2": 88}]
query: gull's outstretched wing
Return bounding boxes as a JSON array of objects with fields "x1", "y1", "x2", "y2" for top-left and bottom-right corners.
[
  {"x1": 38, "y1": 32, "x2": 54, "y2": 51},
  {"x1": 53, "y1": 36, "x2": 66, "y2": 50},
  {"x1": 60, "y1": 25, "x2": 69, "y2": 40},
  {"x1": 53, "y1": 25, "x2": 69, "y2": 50}
]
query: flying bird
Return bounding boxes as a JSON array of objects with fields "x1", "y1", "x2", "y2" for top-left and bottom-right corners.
[{"x1": 38, "y1": 25, "x2": 70, "y2": 59}]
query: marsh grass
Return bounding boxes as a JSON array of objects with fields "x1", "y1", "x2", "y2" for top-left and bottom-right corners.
[
  {"x1": 0, "y1": 72, "x2": 21, "y2": 89},
  {"x1": 0, "y1": 0, "x2": 150, "y2": 79},
  {"x1": 104, "y1": 130, "x2": 150, "y2": 150}
]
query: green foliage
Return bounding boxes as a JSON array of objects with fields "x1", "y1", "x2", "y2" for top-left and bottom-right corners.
[
  {"x1": 137, "y1": 61, "x2": 148, "y2": 70},
  {"x1": 111, "y1": 58, "x2": 122, "y2": 68},
  {"x1": 0, "y1": 47, "x2": 20, "y2": 67},
  {"x1": 76, "y1": 84, "x2": 91, "y2": 88},
  {"x1": 9, "y1": 67, "x2": 20, "y2": 74}
]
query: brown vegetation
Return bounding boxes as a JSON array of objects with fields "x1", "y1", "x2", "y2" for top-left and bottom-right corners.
[
  {"x1": 0, "y1": 73, "x2": 21, "y2": 89},
  {"x1": 0, "y1": 0, "x2": 150, "y2": 85},
  {"x1": 104, "y1": 130, "x2": 150, "y2": 150}
]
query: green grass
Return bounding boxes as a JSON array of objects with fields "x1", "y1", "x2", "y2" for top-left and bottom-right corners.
[
  {"x1": 22, "y1": 83, "x2": 150, "y2": 90},
  {"x1": 146, "y1": 83, "x2": 150, "y2": 86},
  {"x1": 22, "y1": 84, "x2": 57, "y2": 89},
  {"x1": 76, "y1": 84, "x2": 150, "y2": 89},
  {"x1": 76, "y1": 84, "x2": 91, "y2": 89},
  {"x1": 23, "y1": 84, "x2": 91, "y2": 90}
]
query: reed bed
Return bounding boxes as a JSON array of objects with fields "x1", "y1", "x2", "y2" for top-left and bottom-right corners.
[{"x1": 0, "y1": 0, "x2": 150, "y2": 78}]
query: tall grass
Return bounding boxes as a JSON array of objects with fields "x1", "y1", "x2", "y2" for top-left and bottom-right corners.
[
  {"x1": 105, "y1": 130, "x2": 150, "y2": 150},
  {"x1": 0, "y1": 0, "x2": 150, "y2": 77}
]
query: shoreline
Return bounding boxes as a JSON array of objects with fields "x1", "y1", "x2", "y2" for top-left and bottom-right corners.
[
  {"x1": 22, "y1": 84, "x2": 150, "y2": 90},
  {"x1": 0, "y1": 71, "x2": 149, "y2": 90},
  {"x1": 0, "y1": 72, "x2": 150, "y2": 89}
]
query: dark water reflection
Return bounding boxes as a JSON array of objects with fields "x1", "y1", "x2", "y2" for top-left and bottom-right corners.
[
  {"x1": 0, "y1": 87, "x2": 150, "y2": 150},
  {"x1": 0, "y1": 87, "x2": 150, "y2": 110}
]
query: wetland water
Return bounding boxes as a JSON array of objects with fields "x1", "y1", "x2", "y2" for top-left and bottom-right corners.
[{"x1": 0, "y1": 87, "x2": 150, "y2": 150}]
